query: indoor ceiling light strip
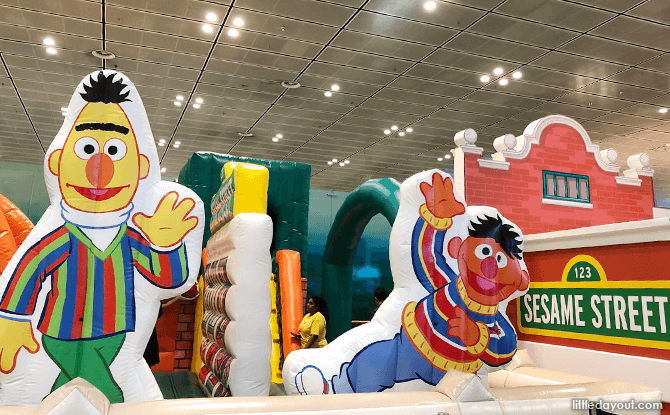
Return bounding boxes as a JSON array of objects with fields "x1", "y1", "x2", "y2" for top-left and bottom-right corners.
[
  {"x1": 159, "y1": 1, "x2": 235, "y2": 162},
  {"x1": 0, "y1": 53, "x2": 45, "y2": 154},
  {"x1": 226, "y1": 0, "x2": 373, "y2": 153}
]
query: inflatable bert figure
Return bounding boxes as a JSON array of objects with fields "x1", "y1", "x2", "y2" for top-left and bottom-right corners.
[{"x1": 0, "y1": 71, "x2": 204, "y2": 405}]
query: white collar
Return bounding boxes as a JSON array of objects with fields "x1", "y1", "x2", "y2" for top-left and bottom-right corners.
[{"x1": 60, "y1": 199, "x2": 133, "y2": 230}]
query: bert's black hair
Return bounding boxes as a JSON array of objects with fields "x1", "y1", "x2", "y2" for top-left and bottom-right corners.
[
  {"x1": 468, "y1": 215, "x2": 523, "y2": 260},
  {"x1": 80, "y1": 71, "x2": 131, "y2": 104}
]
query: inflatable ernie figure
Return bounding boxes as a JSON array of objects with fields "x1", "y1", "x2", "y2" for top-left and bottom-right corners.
[
  {"x1": 0, "y1": 71, "x2": 203, "y2": 405},
  {"x1": 325, "y1": 172, "x2": 529, "y2": 393}
]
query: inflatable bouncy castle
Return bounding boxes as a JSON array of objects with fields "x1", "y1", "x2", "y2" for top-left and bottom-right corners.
[
  {"x1": 284, "y1": 169, "x2": 530, "y2": 394},
  {"x1": 0, "y1": 70, "x2": 205, "y2": 406},
  {"x1": 0, "y1": 194, "x2": 34, "y2": 273}
]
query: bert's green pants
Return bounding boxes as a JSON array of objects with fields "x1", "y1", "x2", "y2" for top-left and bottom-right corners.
[{"x1": 42, "y1": 334, "x2": 125, "y2": 403}]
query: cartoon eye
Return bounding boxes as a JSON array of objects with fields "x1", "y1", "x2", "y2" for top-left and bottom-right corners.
[
  {"x1": 495, "y1": 252, "x2": 508, "y2": 268},
  {"x1": 104, "y1": 139, "x2": 127, "y2": 161},
  {"x1": 73, "y1": 137, "x2": 99, "y2": 160},
  {"x1": 474, "y1": 244, "x2": 493, "y2": 259}
]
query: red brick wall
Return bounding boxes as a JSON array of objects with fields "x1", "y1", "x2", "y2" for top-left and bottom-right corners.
[
  {"x1": 174, "y1": 299, "x2": 196, "y2": 371},
  {"x1": 464, "y1": 124, "x2": 654, "y2": 235},
  {"x1": 154, "y1": 285, "x2": 198, "y2": 372}
]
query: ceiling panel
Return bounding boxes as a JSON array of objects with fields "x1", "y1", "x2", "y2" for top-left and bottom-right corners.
[{"x1": 1, "y1": 0, "x2": 670, "y2": 198}]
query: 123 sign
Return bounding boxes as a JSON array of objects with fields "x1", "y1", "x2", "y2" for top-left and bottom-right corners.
[{"x1": 518, "y1": 255, "x2": 670, "y2": 350}]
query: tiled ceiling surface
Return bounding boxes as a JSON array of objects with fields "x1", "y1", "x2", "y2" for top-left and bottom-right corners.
[{"x1": 3, "y1": 0, "x2": 670, "y2": 194}]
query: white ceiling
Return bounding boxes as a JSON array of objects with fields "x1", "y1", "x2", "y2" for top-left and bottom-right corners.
[{"x1": 3, "y1": 0, "x2": 670, "y2": 194}]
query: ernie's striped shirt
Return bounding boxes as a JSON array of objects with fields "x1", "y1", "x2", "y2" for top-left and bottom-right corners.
[{"x1": 0, "y1": 223, "x2": 188, "y2": 340}]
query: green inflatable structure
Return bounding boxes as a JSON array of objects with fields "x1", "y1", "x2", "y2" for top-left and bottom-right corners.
[
  {"x1": 321, "y1": 178, "x2": 401, "y2": 340},
  {"x1": 178, "y1": 152, "x2": 311, "y2": 278}
]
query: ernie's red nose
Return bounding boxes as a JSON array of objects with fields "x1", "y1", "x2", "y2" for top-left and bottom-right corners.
[
  {"x1": 86, "y1": 154, "x2": 114, "y2": 188},
  {"x1": 480, "y1": 256, "x2": 498, "y2": 280}
]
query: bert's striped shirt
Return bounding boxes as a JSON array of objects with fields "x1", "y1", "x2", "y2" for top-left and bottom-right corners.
[{"x1": 0, "y1": 223, "x2": 188, "y2": 340}]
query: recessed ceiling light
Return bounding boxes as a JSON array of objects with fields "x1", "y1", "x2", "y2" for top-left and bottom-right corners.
[
  {"x1": 92, "y1": 50, "x2": 115, "y2": 59},
  {"x1": 43, "y1": 37, "x2": 55, "y2": 46},
  {"x1": 391, "y1": 125, "x2": 398, "y2": 131},
  {"x1": 175, "y1": 141, "x2": 181, "y2": 145},
  {"x1": 193, "y1": 103, "x2": 201, "y2": 108},
  {"x1": 331, "y1": 84, "x2": 340, "y2": 91},
  {"x1": 276, "y1": 133, "x2": 283, "y2": 138},
  {"x1": 339, "y1": 162, "x2": 345, "y2": 166},
  {"x1": 206, "y1": 13, "x2": 218, "y2": 22},
  {"x1": 424, "y1": 1, "x2": 436, "y2": 10},
  {"x1": 174, "y1": 101, "x2": 182, "y2": 106},
  {"x1": 61, "y1": 112, "x2": 67, "y2": 117},
  {"x1": 176, "y1": 95, "x2": 184, "y2": 101},
  {"x1": 499, "y1": 78, "x2": 509, "y2": 86},
  {"x1": 384, "y1": 129, "x2": 391, "y2": 135},
  {"x1": 158, "y1": 142, "x2": 165, "y2": 146},
  {"x1": 46, "y1": 47, "x2": 57, "y2": 55},
  {"x1": 480, "y1": 75, "x2": 490, "y2": 83},
  {"x1": 324, "y1": 91, "x2": 333, "y2": 97},
  {"x1": 195, "y1": 97, "x2": 203, "y2": 104},
  {"x1": 174, "y1": 144, "x2": 180, "y2": 148},
  {"x1": 60, "y1": 107, "x2": 67, "y2": 111},
  {"x1": 332, "y1": 159, "x2": 338, "y2": 163},
  {"x1": 344, "y1": 160, "x2": 350, "y2": 164},
  {"x1": 660, "y1": 108, "x2": 668, "y2": 114},
  {"x1": 406, "y1": 127, "x2": 413, "y2": 133},
  {"x1": 281, "y1": 81, "x2": 301, "y2": 89},
  {"x1": 512, "y1": 71, "x2": 522, "y2": 79},
  {"x1": 202, "y1": 24, "x2": 214, "y2": 33},
  {"x1": 445, "y1": 154, "x2": 452, "y2": 159},
  {"x1": 398, "y1": 131, "x2": 405, "y2": 136},
  {"x1": 228, "y1": 28, "x2": 239, "y2": 37},
  {"x1": 272, "y1": 137, "x2": 279, "y2": 142},
  {"x1": 161, "y1": 167, "x2": 167, "y2": 173},
  {"x1": 438, "y1": 157, "x2": 443, "y2": 161},
  {"x1": 328, "y1": 161, "x2": 333, "y2": 165},
  {"x1": 159, "y1": 139, "x2": 166, "y2": 143},
  {"x1": 493, "y1": 67, "x2": 504, "y2": 75},
  {"x1": 233, "y1": 18, "x2": 244, "y2": 27}
]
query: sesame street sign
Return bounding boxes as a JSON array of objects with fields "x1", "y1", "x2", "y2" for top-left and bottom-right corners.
[{"x1": 518, "y1": 255, "x2": 670, "y2": 349}]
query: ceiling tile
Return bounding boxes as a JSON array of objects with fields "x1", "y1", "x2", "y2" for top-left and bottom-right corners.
[
  {"x1": 531, "y1": 51, "x2": 627, "y2": 78},
  {"x1": 468, "y1": 13, "x2": 578, "y2": 48},
  {"x1": 494, "y1": 0, "x2": 615, "y2": 32},
  {"x1": 233, "y1": 0, "x2": 356, "y2": 27},
  {"x1": 558, "y1": 34, "x2": 662, "y2": 66},
  {"x1": 345, "y1": 11, "x2": 458, "y2": 45},
  {"x1": 591, "y1": 15, "x2": 670, "y2": 50},
  {"x1": 363, "y1": 0, "x2": 485, "y2": 30}
]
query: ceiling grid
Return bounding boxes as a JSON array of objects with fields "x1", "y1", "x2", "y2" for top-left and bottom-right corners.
[{"x1": 2, "y1": 0, "x2": 670, "y2": 195}]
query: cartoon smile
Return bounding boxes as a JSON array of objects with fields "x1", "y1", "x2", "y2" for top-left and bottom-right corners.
[
  {"x1": 466, "y1": 267, "x2": 511, "y2": 295},
  {"x1": 67, "y1": 184, "x2": 129, "y2": 201}
]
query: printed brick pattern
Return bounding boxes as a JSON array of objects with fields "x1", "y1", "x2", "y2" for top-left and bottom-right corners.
[
  {"x1": 463, "y1": 124, "x2": 654, "y2": 235},
  {"x1": 174, "y1": 298, "x2": 198, "y2": 371}
]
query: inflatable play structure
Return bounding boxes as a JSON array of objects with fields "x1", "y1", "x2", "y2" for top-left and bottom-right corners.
[
  {"x1": 0, "y1": 70, "x2": 205, "y2": 406},
  {"x1": 0, "y1": 194, "x2": 34, "y2": 273},
  {"x1": 178, "y1": 152, "x2": 311, "y2": 395},
  {"x1": 0, "y1": 70, "x2": 663, "y2": 413}
]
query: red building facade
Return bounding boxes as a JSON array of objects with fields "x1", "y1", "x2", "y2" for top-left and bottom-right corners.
[{"x1": 452, "y1": 115, "x2": 655, "y2": 235}]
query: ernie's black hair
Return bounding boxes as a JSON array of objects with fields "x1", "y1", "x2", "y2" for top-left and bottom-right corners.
[
  {"x1": 80, "y1": 71, "x2": 131, "y2": 103},
  {"x1": 468, "y1": 215, "x2": 523, "y2": 260}
]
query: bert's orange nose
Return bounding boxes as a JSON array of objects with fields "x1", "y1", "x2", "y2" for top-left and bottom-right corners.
[{"x1": 86, "y1": 153, "x2": 114, "y2": 188}]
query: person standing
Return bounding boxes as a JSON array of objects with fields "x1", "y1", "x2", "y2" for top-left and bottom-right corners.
[
  {"x1": 293, "y1": 296, "x2": 329, "y2": 349},
  {"x1": 370, "y1": 287, "x2": 389, "y2": 319}
]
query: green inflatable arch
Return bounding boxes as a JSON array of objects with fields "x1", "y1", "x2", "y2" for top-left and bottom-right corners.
[{"x1": 322, "y1": 178, "x2": 401, "y2": 340}]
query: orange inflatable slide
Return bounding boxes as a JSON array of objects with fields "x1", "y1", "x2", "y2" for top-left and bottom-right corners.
[{"x1": 0, "y1": 194, "x2": 34, "y2": 272}]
